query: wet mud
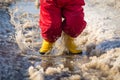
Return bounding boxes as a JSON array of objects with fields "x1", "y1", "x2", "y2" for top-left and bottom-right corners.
[
  {"x1": 0, "y1": 9, "x2": 30, "y2": 80},
  {"x1": 0, "y1": 0, "x2": 120, "y2": 80}
]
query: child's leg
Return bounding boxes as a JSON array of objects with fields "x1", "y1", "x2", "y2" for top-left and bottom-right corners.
[
  {"x1": 40, "y1": 0, "x2": 62, "y2": 42},
  {"x1": 39, "y1": 0, "x2": 62, "y2": 54},
  {"x1": 62, "y1": 0, "x2": 86, "y2": 54},
  {"x1": 62, "y1": 0, "x2": 86, "y2": 38}
]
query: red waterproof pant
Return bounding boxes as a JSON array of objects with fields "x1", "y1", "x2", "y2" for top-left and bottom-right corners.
[{"x1": 39, "y1": 0, "x2": 86, "y2": 42}]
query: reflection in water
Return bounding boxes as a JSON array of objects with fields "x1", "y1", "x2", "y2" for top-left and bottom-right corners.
[{"x1": 40, "y1": 55, "x2": 89, "y2": 72}]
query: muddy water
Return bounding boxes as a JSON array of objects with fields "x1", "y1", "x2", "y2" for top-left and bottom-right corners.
[
  {"x1": 0, "y1": 6, "x2": 31, "y2": 80},
  {"x1": 7, "y1": 1, "x2": 91, "y2": 80},
  {"x1": 1, "y1": 0, "x2": 120, "y2": 80}
]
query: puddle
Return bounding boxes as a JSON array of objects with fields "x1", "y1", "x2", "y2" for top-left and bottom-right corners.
[{"x1": 1, "y1": 0, "x2": 120, "y2": 80}]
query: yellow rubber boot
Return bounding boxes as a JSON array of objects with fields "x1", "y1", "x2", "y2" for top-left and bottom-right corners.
[
  {"x1": 66, "y1": 35, "x2": 82, "y2": 54},
  {"x1": 39, "y1": 40, "x2": 53, "y2": 55}
]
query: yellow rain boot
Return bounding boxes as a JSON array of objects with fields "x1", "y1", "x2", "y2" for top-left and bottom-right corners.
[
  {"x1": 39, "y1": 40, "x2": 53, "y2": 55},
  {"x1": 65, "y1": 35, "x2": 82, "y2": 54}
]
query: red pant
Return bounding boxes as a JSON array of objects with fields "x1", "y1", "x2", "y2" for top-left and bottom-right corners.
[{"x1": 39, "y1": 0, "x2": 86, "y2": 42}]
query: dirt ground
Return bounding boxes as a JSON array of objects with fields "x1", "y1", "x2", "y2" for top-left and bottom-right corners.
[{"x1": 0, "y1": 0, "x2": 120, "y2": 80}]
